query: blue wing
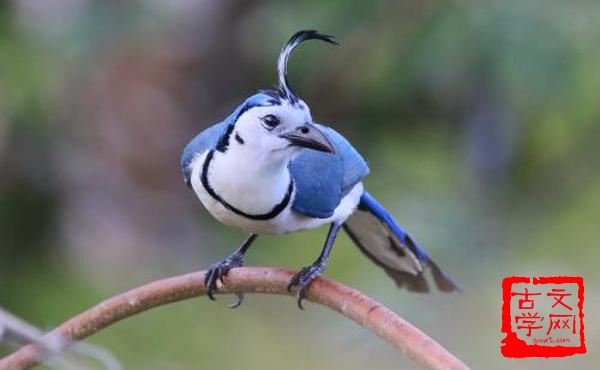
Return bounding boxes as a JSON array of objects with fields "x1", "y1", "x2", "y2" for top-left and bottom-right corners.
[
  {"x1": 181, "y1": 121, "x2": 230, "y2": 185},
  {"x1": 290, "y1": 124, "x2": 369, "y2": 218}
]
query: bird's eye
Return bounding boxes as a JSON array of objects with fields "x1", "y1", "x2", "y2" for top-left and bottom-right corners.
[{"x1": 261, "y1": 114, "x2": 280, "y2": 129}]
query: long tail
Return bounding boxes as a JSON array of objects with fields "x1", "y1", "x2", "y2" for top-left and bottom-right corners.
[{"x1": 343, "y1": 192, "x2": 459, "y2": 292}]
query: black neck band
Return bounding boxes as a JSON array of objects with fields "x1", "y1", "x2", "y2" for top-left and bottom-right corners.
[{"x1": 200, "y1": 150, "x2": 294, "y2": 221}]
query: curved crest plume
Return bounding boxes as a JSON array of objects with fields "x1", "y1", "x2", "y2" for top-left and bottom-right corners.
[{"x1": 277, "y1": 30, "x2": 337, "y2": 105}]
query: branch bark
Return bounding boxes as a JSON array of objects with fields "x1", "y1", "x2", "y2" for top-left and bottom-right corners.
[{"x1": 0, "y1": 267, "x2": 469, "y2": 370}]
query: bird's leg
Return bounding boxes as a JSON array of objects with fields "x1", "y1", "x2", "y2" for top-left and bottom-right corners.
[
  {"x1": 205, "y1": 233, "x2": 258, "y2": 307},
  {"x1": 288, "y1": 222, "x2": 342, "y2": 309}
]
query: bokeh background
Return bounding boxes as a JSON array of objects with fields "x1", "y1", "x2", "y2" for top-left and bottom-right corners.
[{"x1": 1, "y1": 1, "x2": 599, "y2": 369}]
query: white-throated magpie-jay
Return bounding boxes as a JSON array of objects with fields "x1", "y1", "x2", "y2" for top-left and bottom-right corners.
[{"x1": 181, "y1": 30, "x2": 458, "y2": 308}]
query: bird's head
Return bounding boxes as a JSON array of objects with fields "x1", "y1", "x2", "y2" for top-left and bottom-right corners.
[{"x1": 217, "y1": 30, "x2": 337, "y2": 163}]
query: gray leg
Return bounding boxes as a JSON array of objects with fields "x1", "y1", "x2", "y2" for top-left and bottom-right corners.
[
  {"x1": 205, "y1": 233, "x2": 258, "y2": 307},
  {"x1": 288, "y1": 222, "x2": 342, "y2": 309}
]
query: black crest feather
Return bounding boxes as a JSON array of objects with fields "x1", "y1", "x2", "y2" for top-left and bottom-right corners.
[{"x1": 276, "y1": 30, "x2": 337, "y2": 105}]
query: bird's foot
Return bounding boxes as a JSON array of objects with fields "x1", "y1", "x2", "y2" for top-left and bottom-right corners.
[
  {"x1": 287, "y1": 261, "x2": 326, "y2": 310},
  {"x1": 204, "y1": 252, "x2": 245, "y2": 308}
]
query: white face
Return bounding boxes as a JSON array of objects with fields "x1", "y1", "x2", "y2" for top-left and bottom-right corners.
[{"x1": 232, "y1": 99, "x2": 313, "y2": 157}]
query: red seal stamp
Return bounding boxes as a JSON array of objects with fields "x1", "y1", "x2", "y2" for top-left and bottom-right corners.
[{"x1": 501, "y1": 276, "x2": 585, "y2": 357}]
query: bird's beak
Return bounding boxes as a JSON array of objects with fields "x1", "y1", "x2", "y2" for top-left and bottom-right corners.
[{"x1": 279, "y1": 123, "x2": 335, "y2": 154}]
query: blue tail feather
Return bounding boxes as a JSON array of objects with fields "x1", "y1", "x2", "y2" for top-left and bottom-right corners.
[
  {"x1": 359, "y1": 192, "x2": 430, "y2": 263},
  {"x1": 344, "y1": 191, "x2": 459, "y2": 292}
]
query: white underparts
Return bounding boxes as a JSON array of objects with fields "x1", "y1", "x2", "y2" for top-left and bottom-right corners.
[{"x1": 189, "y1": 150, "x2": 363, "y2": 234}]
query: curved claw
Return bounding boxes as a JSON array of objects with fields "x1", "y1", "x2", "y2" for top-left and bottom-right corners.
[
  {"x1": 228, "y1": 293, "x2": 245, "y2": 309},
  {"x1": 296, "y1": 291, "x2": 307, "y2": 310},
  {"x1": 204, "y1": 268, "x2": 220, "y2": 300},
  {"x1": 203, "y1": 252, "x2": 245, "y2": 304},
  {"x1": 287, "y1": 263, "x2": 325, "y2": 310}
]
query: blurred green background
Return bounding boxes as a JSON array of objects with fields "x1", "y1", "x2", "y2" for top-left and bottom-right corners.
[{"x1": 1, "y1": 1, "x2": 599, "y2": 369}]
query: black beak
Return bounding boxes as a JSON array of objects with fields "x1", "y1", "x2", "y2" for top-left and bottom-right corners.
[{"x1": 279, "y1": 123, "x2": 335, "y2": 154}]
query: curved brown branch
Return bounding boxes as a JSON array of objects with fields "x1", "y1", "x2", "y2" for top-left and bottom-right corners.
[{"x1": 0, "y1": 267, "x2": 469, "y2": 370}]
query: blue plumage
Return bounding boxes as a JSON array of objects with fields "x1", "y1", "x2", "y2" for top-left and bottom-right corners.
[
  {"x1": 344, "y1": 192, "x2": 459, "y2": 292},
  {"x1": 289, "y1": 151, "x2": 343, "y2": 218},
  {"x1": 314, "y1": 124, "x2": 370, "y2": 195},
  {"x1": 359, "y1": 192, "x2": 429, "y2": 263},
  {"x1": 181, "y1": 121, "x2": 228, "y2": 184},
  {"x1": 181, "y1": 30, "x2": 458, "y2": 306},
  {"x1": 289, "y1": 123, "x2": 369, "y2": 218},
  {"x1": 181, "y1": 93, "x2": 370, "y2": 220}
]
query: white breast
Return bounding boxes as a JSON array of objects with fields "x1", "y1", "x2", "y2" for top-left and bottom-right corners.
[{"x1": 189, "y1": 150, "x2": 363, "y2": 234}]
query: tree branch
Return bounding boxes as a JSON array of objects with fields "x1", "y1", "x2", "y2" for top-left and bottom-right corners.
[{"x1": 0, "y1": 267, "x2": 469, "y2": 370}]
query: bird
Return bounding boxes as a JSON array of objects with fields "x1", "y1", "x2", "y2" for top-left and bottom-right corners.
[{"x1": 181, "y1": 30, "x2": 459, "y2": 309}]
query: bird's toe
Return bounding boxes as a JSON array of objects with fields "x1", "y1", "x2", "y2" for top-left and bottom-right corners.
[
  {"x1": 204, "y1": 253, "x2": 245, "y2": 301},
  {"x1": 287, "y1": 263, "x2": 325, "y2": 309}
]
